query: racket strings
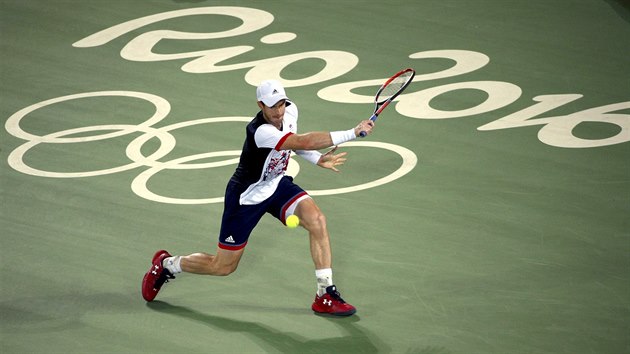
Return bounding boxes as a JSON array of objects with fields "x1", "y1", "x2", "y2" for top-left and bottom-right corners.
[{"x1": 378, "y1": 71, "x2": 413, "y2": 102}]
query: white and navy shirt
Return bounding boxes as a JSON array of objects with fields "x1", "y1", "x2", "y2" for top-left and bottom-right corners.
[{"x1": 231, "y1": 101, "x2": 299, "y2": 205}]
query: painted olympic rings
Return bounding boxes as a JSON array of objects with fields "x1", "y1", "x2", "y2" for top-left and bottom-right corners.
[{"x1": 6, "y1": 91, "x2": 418, "y2": 204}]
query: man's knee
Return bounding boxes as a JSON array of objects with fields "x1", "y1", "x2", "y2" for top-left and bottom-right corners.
[
  {"x1": 212, "y1": 248, "x2": 243, "y2": 276},
  {"x1": 302, "y1": 209, "x2": 327, "y2": 231},
  {"x1": 214, "y1": 264, "x2": 238, "y2": 276},
  {"x1": 314, "y1": 211, "x2": 327, "y2": 228}
]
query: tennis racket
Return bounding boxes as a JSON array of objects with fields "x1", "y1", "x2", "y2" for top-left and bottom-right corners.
[{"x1": 359, "y1": 68, "x2": 416, "y2": 137}]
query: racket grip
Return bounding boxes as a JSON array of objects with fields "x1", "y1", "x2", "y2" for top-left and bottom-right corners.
[{"x1": 359, "y1": 114, "x2": 378, "y2": 138}]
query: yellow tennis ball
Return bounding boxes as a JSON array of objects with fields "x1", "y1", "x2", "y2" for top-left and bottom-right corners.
[{"x1": 286, "y1": 214, "x2": 300, "y2": 229}]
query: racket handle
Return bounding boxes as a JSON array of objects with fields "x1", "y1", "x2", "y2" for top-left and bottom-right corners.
[{"x1": 359, "y1": 114, "x2": 378, "y2": 138}]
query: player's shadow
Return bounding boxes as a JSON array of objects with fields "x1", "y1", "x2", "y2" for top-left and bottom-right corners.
[
  {"x1": 147, "y1": 301, "x2": 390, "y2": 353},
  {"x1": 604, "y1": 0, "x2": 630, "y2": 23}
]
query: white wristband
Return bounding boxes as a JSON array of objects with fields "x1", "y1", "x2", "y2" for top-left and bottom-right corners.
[
  {"x1": 330, "y1": 128, "x2": 356, "y2": 145},
  {"x1": 296, "y1": 150, "x2": 323, "y2": 165}
]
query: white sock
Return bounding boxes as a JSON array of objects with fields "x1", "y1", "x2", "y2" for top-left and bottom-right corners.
[
  {"x1": 162, "y1": 256, "x2": 182, "y2": 274},
  {"x1": 315, "y1": 268, "x2": 333, "y2": 296}
]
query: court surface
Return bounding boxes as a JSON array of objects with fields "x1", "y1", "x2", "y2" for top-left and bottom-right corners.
[{"x1": 1, "y1": 1, "x2": 629, "y2": 353}]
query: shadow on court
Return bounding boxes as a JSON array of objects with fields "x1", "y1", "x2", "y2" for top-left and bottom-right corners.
[
  {"x1": 604, "y1": 0, "x2": 630, "y2": 23},
  {"x1": 147, "y1": 301, "x2": 394, "y2": 353},
  {"x1": 147, "y1": 301, "x2": 450, "y2": 353}
]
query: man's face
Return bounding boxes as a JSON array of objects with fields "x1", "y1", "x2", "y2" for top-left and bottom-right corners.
[{"x1": 258, "y1": 99, "x2": 286, "y2": 129}]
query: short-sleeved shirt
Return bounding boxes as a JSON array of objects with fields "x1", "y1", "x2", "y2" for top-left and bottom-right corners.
[{"x1": 230, "y1": 101, "x2": 298, "y2": 205}]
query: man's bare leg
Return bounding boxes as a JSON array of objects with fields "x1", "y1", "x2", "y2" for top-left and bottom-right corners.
[{"x1": 180, "y1": 248, "x2": 245, "y2": 276}]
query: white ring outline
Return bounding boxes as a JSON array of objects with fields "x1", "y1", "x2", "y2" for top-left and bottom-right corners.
[
  {"x1": 128, "y1": 117, "x2": 251, "y2": 204},
  {"x1": 5, "y1": 91, "x2": 170, "y2": 143},
  {"x1": 308, "y1": 141, "x2": 418, "y2": 196},
  {"x1": 5, "y1": 91, "x2": 173, "y2": 178},
  {"x1": 131, "y1": 150, "x2": 242, "y2": 204},
  {"x1": 7, "y1": 125, "x2": 176, "y2": 178},
  {"x1": 126, "y1": 117, "x2": 250, "y2": 169}
]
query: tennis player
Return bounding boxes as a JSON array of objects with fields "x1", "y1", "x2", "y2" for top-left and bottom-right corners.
[{"x1": 142, "y1": 80, "x2": 374, "y2": 316}]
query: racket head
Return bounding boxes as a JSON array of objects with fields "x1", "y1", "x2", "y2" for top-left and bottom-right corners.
[
  {"x1": 374, "y1": 68, "x2": 415, "y2": 105},
  {"x1": 359, "y1": 68, "x2": 416, "y2": 137}
]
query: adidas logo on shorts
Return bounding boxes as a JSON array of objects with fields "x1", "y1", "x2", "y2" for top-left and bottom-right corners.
[{"x1": 225, "y1": 236, "x2": 235, "y2": 243}]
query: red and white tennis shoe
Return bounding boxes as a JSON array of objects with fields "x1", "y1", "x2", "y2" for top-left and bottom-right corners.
[
  {"x1": 141, "y1": 250, "x2": 175, "y2": 302},
  {"x1": 311, "y1": 285, "x2": 356, "y2": 316}
]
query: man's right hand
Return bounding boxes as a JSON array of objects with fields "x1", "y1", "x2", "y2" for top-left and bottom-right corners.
[{"x1": 355, "y1": 119, "x2": 375, "y2": 137}]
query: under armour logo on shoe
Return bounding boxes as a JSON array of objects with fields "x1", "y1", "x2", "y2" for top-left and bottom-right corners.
[{"x1": 323, "y1": 299, "x2": 332, "y2": 306}]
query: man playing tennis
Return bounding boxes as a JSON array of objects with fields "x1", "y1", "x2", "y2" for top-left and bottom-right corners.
[{"x1": 142, "y1": 80, "x2": 374, "y2": 316}]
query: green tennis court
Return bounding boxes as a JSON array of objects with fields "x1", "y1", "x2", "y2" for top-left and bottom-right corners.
[{"x1": 2, "y1": 1, "x2": 629, "y2": 353}]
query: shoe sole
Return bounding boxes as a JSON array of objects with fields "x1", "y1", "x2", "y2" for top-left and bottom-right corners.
[{"x1": 313, "y1": 308, "x2": 356, "y2": 317}]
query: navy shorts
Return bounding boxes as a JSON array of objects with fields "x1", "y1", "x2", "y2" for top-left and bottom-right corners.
[{"x1": 218, "y1": 176, "x2": 309, "y2": 250}]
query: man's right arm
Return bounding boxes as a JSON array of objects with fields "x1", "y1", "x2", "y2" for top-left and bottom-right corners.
[{"x1": 277, "y1": 120, "x2": 375, "y2": 151}]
